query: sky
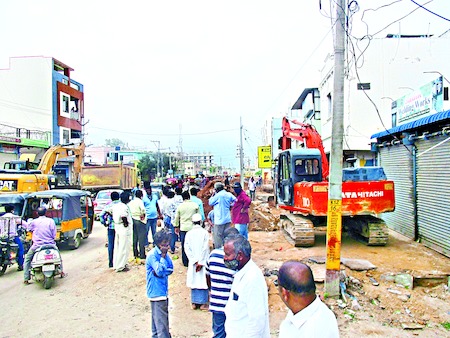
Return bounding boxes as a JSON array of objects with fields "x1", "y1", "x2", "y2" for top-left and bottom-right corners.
[{"x1": 1, "y1": 0, "x2": 449, "y2": 172}]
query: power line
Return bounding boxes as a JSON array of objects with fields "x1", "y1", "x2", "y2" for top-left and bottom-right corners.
[{"x1": 409, "y1": 0, "x2": 450, "y2": 21}]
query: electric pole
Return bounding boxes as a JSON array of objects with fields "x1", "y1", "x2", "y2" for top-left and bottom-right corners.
[
  {"x1": 151, "y1": 140, "x2": 161, "y2": 178},
  {"x1": 325, "y1": 0, "x2": 346, "y2": 297}
]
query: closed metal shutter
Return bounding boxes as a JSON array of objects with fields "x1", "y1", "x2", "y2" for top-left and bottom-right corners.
[
  {"x1": 416, "y1": 135, "x2": 450, "y2": 257},
  {"x1": 379, "y1": 145, "x2": 415, "y2": 238}
]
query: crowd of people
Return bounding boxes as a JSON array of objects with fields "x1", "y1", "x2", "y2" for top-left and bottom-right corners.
[{"x1": 98, "y1": 176, "x2": 339, "y2": 337}]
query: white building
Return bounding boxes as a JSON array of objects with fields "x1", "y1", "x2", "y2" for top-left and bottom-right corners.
[
  {"x1": 270, "y1": 33, "x2": 450, "y2": 168},
  {"x1": 0, "y1": 56, "x2": 85, "y2": 164}
]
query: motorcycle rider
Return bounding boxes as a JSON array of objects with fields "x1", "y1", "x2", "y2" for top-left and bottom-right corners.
[
  {"x1": 23, "y1": 206, "x2": 65, "y2": 285},
  {"x1": 1, "y1": 204, "x2": 25, "y2": 271}
]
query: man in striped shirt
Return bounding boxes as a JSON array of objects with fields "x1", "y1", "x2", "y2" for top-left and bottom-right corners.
[{"x1": 206, "y1": 227, "x2": 239, "y2": 338}]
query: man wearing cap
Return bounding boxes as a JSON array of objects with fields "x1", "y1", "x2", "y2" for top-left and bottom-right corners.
[
  {"x1": 184, "y1": 213, "x2": 210, "y2": 311},
  {"x1": 208, "y1": 182, "x2": 236, "y2": 249},
  {"x1": 231, "y1": 182, "x2": 252, "y2": 239}
]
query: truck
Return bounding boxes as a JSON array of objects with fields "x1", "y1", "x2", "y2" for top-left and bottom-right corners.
[
  {"x1": 0, "y1": 143, "x2": 85, "y2": 194},
  {"x1": 274, "y1": 117, "x2": 395, "y2": 247},
  {"x1": 80, "y1": 163, "x2": 138, "y2": 192}
]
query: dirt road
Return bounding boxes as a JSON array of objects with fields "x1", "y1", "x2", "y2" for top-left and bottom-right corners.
[{"x1": 2, "y1": 209, "x2": 449, "y2": 337}]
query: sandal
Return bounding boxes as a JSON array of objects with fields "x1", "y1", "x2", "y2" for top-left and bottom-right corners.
[
  {"x1": 60, "y1": 272, "x2": 67, "y2": 278},
  {"x1": 23, "y1": 280, "x2": 31, "y2": 285}
]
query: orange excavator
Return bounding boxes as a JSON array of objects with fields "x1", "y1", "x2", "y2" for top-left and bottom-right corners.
[{"x1": 274, "y1": 117, "x2": 395, "y2": 246}]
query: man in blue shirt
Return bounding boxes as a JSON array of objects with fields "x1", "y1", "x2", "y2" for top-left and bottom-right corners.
[
  {"x1": 190, "y1": 187, "x2": 205, "y2": 221},
  {"x1": 146, "y1": 230, "x2": 174, "y2": 338},
  {"x1": 208, "y1": 182, "x2": 236, "y2": 249}
]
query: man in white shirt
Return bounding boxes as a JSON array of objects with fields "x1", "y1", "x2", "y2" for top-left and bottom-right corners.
[
  {"x1": 223, "y1": 235, "x2": 270, "y2": 338},
  {"x1": 277, "y1": 261, "x2": 339, "y2": 338},
  {"x1": 112, "y1": 192, "x2": 133, "y2": 272}
]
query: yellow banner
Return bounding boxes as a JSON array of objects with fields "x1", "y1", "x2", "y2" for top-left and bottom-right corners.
[
  {"x1": 326, "y1": 199, "x2": 342, "y2": 270},
  {"x1": 257, "y1": 146, "x2": 272, "y2": 168}
]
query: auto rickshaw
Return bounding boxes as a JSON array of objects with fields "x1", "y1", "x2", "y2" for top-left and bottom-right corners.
[
  {"x1": 23, "y1": 189, "x2": 94, "y2": 249},
  {"x1": 0, "y1": 193, "x2": 28, "y2": 216}
]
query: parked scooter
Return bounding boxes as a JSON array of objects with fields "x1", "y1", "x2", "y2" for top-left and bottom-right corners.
[
  {"x1": 0, "y1": 216, "x2": 20, "y2": 275},
  {"x1": 30, "y1": 245, "x2": 62, "y2": 289}
]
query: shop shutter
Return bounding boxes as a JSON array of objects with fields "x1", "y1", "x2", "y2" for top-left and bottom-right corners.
[
  {"x1": 379, "y1": 145, "x2": 415, "y2": 239},
  {"x1": 416, "y1": 135, "x2": 450, "y2": 257}
]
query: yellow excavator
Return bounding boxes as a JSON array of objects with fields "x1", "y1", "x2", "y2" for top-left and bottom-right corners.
[{"x1": 0, "y1": 143, "x2": 85, "y2": 194}]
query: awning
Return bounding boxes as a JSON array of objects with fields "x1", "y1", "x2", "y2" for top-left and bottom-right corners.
[{"x1": 371, "y1": 110, "x2": 450, "y2": 139}]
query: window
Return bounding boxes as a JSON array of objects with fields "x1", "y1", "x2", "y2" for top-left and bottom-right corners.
[
  {"x1": 327, "y1": 93, "x2": 332, "y2": 119},
  {"x1": 295, "y1": 158, "x2": 319, "y2": 175},
  {"x1": 60, "y1": 93, "x2": 70, "y2": 117},
  {"x1": 62, "y1": 95, "x2": 69, "y2": 112},
  {"x1": 62, "y1": 129, "x2": 70, "y2": 143}
]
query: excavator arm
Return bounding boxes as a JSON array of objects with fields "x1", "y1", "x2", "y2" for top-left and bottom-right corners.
[
  {"x1": 37, "y1": 142, "x2": 85, "y2": 183},
  {"x1": 280, "y1": 117, "x2": 329, "y2": 180}
]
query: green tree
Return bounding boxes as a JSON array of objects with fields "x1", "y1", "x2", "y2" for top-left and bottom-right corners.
[
  {"x1": 105, "y1": 138, "x2": 126, "y2": 148},
  {"x1": 137, "y1": 153, "x2": 157, "y2": 181}
]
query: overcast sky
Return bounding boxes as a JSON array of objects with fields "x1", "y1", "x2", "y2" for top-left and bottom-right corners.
[{"x1": 1, "y1": 0, "x2": 449, "y2": 171}]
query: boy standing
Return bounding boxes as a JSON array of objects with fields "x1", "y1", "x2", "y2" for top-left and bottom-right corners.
[{"x1": 146, "y1": 230, "x2": 174, "y2": 338}]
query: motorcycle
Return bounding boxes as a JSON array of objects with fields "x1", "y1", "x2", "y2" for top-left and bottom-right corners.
[
  {"x1": 30, "y1": 245, "x2": 62, "y2": 289},
  {"x1": 0, "y1": 216, "x2": 20, "y2": 275},
  {"x1": 0, "y1": 238, "x2": 18, "y2": 275}
]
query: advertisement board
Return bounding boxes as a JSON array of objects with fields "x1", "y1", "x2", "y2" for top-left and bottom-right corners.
[
  {"x1": 257, "y1": 146, "x2": 272, "y2": 169},
  {"x1": 392, "y1": 76, "x2": 443, "y2": 127}
]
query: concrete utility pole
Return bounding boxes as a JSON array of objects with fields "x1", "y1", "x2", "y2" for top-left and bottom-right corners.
[
  {"x1": 325, "y1": 0, "x2": 346, "y2": 297},
  {"x1": 151, "y1": 140, "x2": 161, "y2": 178},
  {"x1": 239, "y1": 116, "x2": 244, "y2": 186}
]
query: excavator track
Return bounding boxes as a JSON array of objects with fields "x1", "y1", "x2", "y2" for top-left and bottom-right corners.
[
  {"x1": 345, "y1": 216, "x2": 389, "y2": 246},
  {"x1": 280, "y1": 213, "x2": 315, "y2": 247}
]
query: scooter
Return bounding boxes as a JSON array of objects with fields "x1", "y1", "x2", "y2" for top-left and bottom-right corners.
[{"x1": 30, "y1": 245, "x2": 62, "y2": 289}]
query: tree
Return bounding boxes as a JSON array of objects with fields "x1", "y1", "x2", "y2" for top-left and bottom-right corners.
[
  {"x1": 105, "y1": 138, "x2": 126, "y2": 148},
  {"x1": 137, "y1": 153, "x2": 157, "y2": 181}
]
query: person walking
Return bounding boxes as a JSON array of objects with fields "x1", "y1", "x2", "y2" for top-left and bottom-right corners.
[
  {"x1": 223, "y1": 235, "x2": 270, "y2": 337},
  {"x1": 231, "y1": 182, "x2": 251, "y2": 239},
  {"x1": 184, "y1": 213, "x2": 210, "y2": 311},
  {"x1": 277, "y1": 261, "x2": 339, "y2": 337},
  {"x1": 208, "y1": 182, "x2": 236, "y2": 249},
  {"x1": 174, "y1": 191, "x2": 199, "y2": 267},
  {"x1": 112, "y1": 192, "x2": 133, "y2": 272},
  {"x1": 206, "y1": 227, "x2": 239, "y2": 338},
  {"x1": 100, "y1": 191, "x2": 120, "y2": 268},
  {"x1": 248, "y1": 177, "x2": 256, "y2": 201},
  {"x1": 146, "y1": 230, "x2": 174, "y2": 338},
  {"x1": 128, "y1": 189, "x2": 147, "y2": 264}
]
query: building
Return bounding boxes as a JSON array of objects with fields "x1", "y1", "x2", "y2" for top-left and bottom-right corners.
[
  {"x1": 0, "y1": 56, "x2": 85, "y2": 164},
  {"x1": 275, "y1": 33, "x2": 450, "y2": 168},
  {"x1": 181, "y1": 152, "x2": 214, "y2": 173},
  {"x1": 371, "y1": 80, "x2": 450, "y2": 257}
]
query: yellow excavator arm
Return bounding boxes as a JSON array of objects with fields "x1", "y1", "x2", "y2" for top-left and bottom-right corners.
[{"x1": 37, "y1": 142, "x2": 85, "y2": 182}]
